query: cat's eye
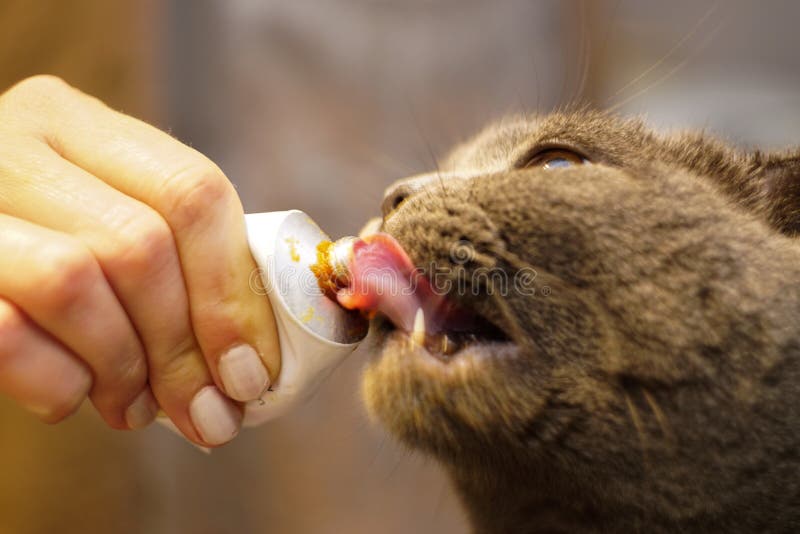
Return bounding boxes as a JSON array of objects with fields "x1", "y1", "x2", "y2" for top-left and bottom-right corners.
[{"x1": 524, "y1": 149, "x2": 587, "y2": 169}]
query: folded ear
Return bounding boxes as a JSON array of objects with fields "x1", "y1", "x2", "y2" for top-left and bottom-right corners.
[{"x1": 762, "y1": 149, "x2": 800, "y2": 236}]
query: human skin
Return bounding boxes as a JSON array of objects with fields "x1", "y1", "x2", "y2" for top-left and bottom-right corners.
[{"x1": 0, "y1": 75, "x2": 280, "y2": 447}]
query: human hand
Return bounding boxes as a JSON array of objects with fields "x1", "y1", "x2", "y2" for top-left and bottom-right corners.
[{"x1": 0, "y1": 76, "x2": 280, "y2": 446}]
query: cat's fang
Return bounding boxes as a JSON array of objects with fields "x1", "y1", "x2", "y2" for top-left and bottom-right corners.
[{"x1": 411, "y1": 307, "x2": 426, "y2": 346}]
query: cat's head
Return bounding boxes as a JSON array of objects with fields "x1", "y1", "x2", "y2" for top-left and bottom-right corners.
[{"x1": 361, "y1": 109, "x2": 800, "y2": 483}]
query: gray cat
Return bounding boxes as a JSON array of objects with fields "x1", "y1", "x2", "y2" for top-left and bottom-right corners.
[{"x1": 361, "y1": 109, "x2": 800, "y2": 533}]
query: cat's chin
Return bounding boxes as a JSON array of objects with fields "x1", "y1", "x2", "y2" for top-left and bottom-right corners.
[
  {"x1": 378, "y1": 326, "x2": 514, "y2": 368},
  {"x1": 361, "y1": 322, "x2": 522, "y2": 455}
]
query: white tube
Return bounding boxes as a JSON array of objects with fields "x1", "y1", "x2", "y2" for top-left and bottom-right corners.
[
  {"x1": 159, "y1": 210, "x2": 367, "y2": 440},
  {"x1": 241, "y1": 210, "x2": 367, "y2": 426}
]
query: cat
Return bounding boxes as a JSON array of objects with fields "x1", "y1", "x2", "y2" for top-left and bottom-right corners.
[{"x1": 360, "y1": 109, "x2": 800, "y2": 533}]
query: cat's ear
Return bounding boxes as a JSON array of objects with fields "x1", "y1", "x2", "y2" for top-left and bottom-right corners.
[{"x1": 761, "y1": 149, "x2": 800, "y2": 236}]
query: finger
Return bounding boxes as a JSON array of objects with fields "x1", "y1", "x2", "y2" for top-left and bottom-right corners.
[
  {"x1": 18, "y1": 76, "x2": 279, "y2": 401},
  {"x1": 0, "y1": 214, "x2": 152, "y2": 429},
  {"x1": 0, "y1": 297, "x2": 92, "y2": 423},
  {"x1": 0, "y1": 143, "x2": 240, "y2": 445}
]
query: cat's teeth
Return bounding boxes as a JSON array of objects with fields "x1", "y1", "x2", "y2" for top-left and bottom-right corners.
[{"x1": 411, "y1": 307, "x2": 426, "y2": 346}]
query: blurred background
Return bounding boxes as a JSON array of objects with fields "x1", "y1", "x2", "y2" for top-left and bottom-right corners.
[{"x1": 0, "y1": 1, "x2": 798, "y2": 533}]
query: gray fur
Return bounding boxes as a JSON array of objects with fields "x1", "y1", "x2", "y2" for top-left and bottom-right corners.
[{"x1": 363, "y1": 110, "x2": 800, "y2": 533}]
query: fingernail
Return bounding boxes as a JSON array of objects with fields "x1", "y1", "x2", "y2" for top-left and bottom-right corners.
[
  {"x1": 125, "y1": 388, "x2": 159, "y2": 430},
  {"x1": 218, "y1": 344, "x2": 270, "y2": 401},
  {"x1": 189, "y1": 386, "x2": 242, "y2": 446}
]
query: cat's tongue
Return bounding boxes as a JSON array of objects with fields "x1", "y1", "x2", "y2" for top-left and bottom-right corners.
[{"x1": 335, "y1": 233, "x2": 457, "y2": 334}]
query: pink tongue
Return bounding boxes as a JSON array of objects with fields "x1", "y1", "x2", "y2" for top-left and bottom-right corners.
[{"x1": 336, "y1": 233, "x2": 453, "y2": 333}]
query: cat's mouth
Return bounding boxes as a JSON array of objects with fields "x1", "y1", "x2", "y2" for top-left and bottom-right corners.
[
  {"x1": 374, "y1": 306, "x2": 511, "y2": 362},
  {"x1": 332, "y1": 232, "x2": 513, "y2": 361}
]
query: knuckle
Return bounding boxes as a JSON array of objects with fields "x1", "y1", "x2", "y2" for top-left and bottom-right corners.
[
  {"x1": 103, "y1": 347, "x2": 148, "y2": 394},
  {"x1": 164, "y1": 164, "x2": 237, "y2": 231},
  {"x1": 150, "y1": 336, "x2": 199, "y2": 386},
  {"x1": 83, "y1": 349, "x2": 146, "y2": 423},
  {"x1": 0, "y1": 75, "x2": 70, "y2": 110},
  {"x1": 35, "y1": 244, "x2": 99, "y2": 312},
  {"x1": 193, "y1": 303, "x2": 241, "y2": 335},
  {"x1": 15, "y1": 74, "x2": 69, "y2": 95},
  {"x1": 105, "y1": 211, "x2": 175, "y2": 276},
  {"x1": 0, "y1": 300, "x2": 25, "y2": 354},
  {"x1": 85, "y1": 344, "x2": 146, "y2": 425}
]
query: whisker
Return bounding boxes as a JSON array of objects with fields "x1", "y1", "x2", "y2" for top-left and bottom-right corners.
[
  {"x1": 334, "y1": 168, "x2": 389, "y2": 198},
  {"x1": 405, "y1": 98, "x2": 451, "y2": 213},
  {"x1": 642, "y1": 388, "x2": 675, "y2": 444},
  {"x1": 490, "y1": 245, "x2": 549, "y2": 281},
  {"x1": 609, "y1": 0, "x2": 720, "y2": 100},
  {"x1": 595, "y1": 0, "x2": 623, "y2": 73},
  {"x1": 570, "y1": 0, "x2": 592, "y2": 105},
  {"x1": 528, "y1": 39, "x2": 542, "y2": 113},
  {"x1": 405, "y1": 98, "x2": 441, "y2": 172},
  {"x1": 428, "y1": 467, "x2": 451, "y2": 526},
  {"x1": 489, "y1": 290, "x2": 529, "y2": 344},
  {"x1": 383, "y1": 446, "x2": 411, "y2": 482},
  {"x1": 557, "y1": 2, "x2": 577, "y2": 108},
  {"x1": 358, "y1": 149, "x2": 421, "y2": 178},
  {"x1": 367, "y1": 433, "x2": 388, "y2": 471},
  {"x1": 624, "y1": 390, "x2": 650, "y2": 465},
  {"x1": 607, "y1": 17, "x2": 725, "y2": 113}
]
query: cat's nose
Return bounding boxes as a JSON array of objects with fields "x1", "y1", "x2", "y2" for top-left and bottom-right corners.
[
  {"x1": 381, "y1": 172, "x2": 445, "y2": 217},
  {"x1": 381, "y1": 182, "x2": 417, "y2": 217}
]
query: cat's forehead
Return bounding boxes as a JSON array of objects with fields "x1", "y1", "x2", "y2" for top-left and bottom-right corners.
[{"x1": 441, "y1": 111, "x2": 653, "y2": 174}]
